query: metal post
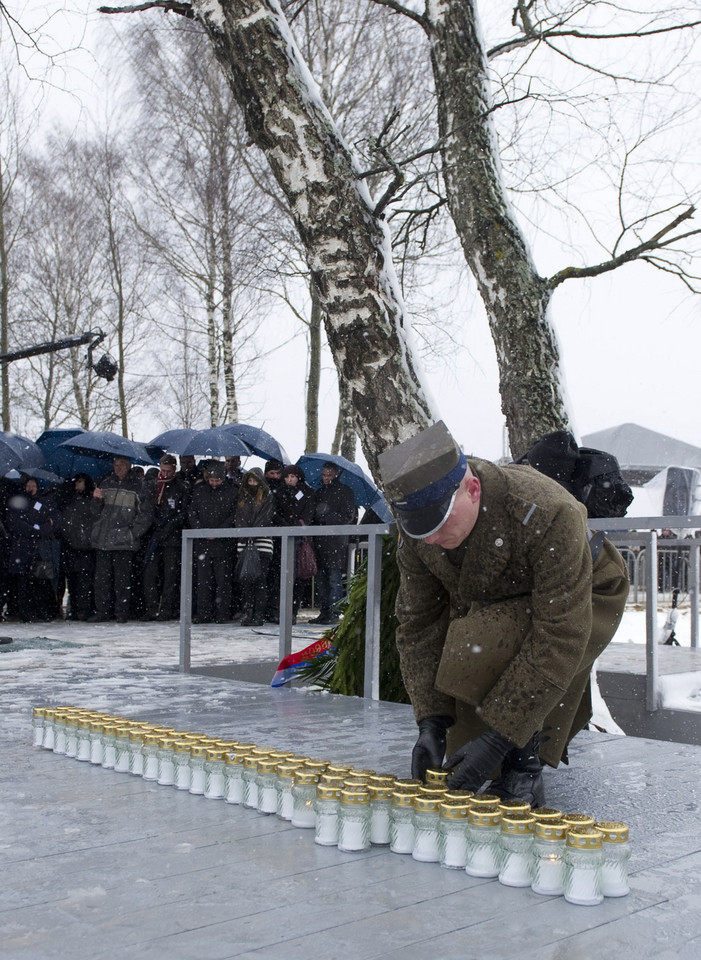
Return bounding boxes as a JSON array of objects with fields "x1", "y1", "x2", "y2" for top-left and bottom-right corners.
[
  {"x1": 363, "y1": 530, "x2": 383, "y2": 700},
  {"x1": 690, "y1": 542, "x2": 700, "y2": 649},
  {"x1": 645, "y1": 531, "x2": 659, "y2": 711},
  {"x1": 278, "y1": 534, "x2": 295, "y2": 663},
  {"x1": 179, "y1": 532, "x2": 194, "y2": 673}
]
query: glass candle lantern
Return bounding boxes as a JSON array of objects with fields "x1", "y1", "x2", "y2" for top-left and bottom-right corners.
[
  {"x1": 531, "y1": 820, "x2": 567, "y2": 896},
  {"x1": 32, "y1": 707, "x2": 46, "y2": 748},
  {"x1": 53, "y1": 710, "x2": 69, "y2": 755},
  {"x1": 88, "y1": 720, "x2": 105, "y2": 765},
  {"x1": 156, "y1": 737, "x2": 177, "y2": 785},
  {"x1": 291, "y1": 769, "x2": 320, "y2": 828},
  {"x1": 173, "y1": 739, "x2": 193, "y2": 790},
  {"x1": 127, "y1": 728, "x2": 145, "y2": 775},
  {"x1": 64, "y1": 713, "x2": 79, "y2": 758},
  {"x1": 256, "y1": 758, "x2": 280, "y2": 814},
  {"x1": 276, "y1": 761, "x2": 305, "y2": 820},
  {"x1": 438, "y1": 800, "x2": 470, "y2": 870},
  {"x1": 203, "y1": 748, "x2": 227, "y2": 799},
  {"x1": 223, "y1": 746, "x2": 248, "y2": 805},
  {"x1": 76, "y1": 718, "x2": 94, "y2": 762},
  {"x1": 242, "y1": 753, "x2": 266, "y2": 808},
  {"x1": 597, "y1": 822, "x2": 631, "y2": 897},
  {"x1": 101, "y1": 724, "x2": 117, "y2": 769},
  {"x1": 314, "y1": 784, "x2": 341, "y2": 846},
  {"x1": 389, "y1": 791, "x2": 418, "y2": 855},
  {"x1": 412, "y1": 795, "x2": 443, "y2": 862},
  {"x1": 113, "y1": 726, "x2": 132, "y2": 773},
  {"x1": 338, "y1": 788, "x2": 371, "y2": 852},
  {"x1": 465, "y1": 809, "x2": 503, "y2": 878},
  {"x1": 42, "y1": 708, "x2": 56, "y2": 751},
  {"x1": 188, "y1": 744, "x2": 208, "y2": 795},
  {"x1": 563, "y1": 827, "x2": 604, "y2": 906},
  {"x1": 499, "y1": 812, "x2": 536, "y2": 887},
  {"x1": 367, "y1": 784, "x2": 393, "y2": 845},
  {"x1": 140, "y1": 733, "x2": 160, "y2": 781}
]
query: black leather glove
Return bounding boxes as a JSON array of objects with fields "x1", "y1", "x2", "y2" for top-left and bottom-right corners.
[
  {"x1": 444, "y1": 728, "x2": 514, "y2": 791},
  {"x1": 411, "y1": 715, "x2": 452, "y2": 781}
]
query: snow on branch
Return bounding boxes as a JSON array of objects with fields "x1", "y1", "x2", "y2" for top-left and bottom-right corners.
[
  {"x1": 547, "y1": 205, "x2": 701, "y2": 290},
  {"x1": 98, "y1": 1, "x2": 194, "y2": 17}
]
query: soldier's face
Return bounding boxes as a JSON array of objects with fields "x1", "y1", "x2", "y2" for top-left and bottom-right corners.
[{"x1": 424, "y1": 475, "x2": 481, "y2": 549}]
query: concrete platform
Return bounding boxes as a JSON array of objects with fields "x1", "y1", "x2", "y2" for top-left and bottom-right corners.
[{"x1": 3, "y1": 640, "x2": 701, "y2": 959}]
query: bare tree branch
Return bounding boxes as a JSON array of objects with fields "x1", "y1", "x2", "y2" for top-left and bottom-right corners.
[
  {"x1": 548, "y1": 206, "x2": 700, "y2": 289},
  {"x1": 367, "y1": 0, "x2": 426, "y2": 28},
  {"x1": 98, "y1": 2, "x2": 194, "y2": 18}
]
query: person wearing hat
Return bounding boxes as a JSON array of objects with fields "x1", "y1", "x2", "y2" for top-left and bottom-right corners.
[
  {"x1": 141, "y1": 455, "x2": 191, "y2": 621},
  {"x1": 187, "y1": 459, "x2": 238, "y2": 623},
  {"x1": 378, "y1": 421, "x2": 629, "y2": 806},
  {"x1": 272, "y1": 464, "x2": 316, "y2": 623}
]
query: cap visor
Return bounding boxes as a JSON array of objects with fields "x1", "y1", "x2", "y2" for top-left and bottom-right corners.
[{"x1": 396, "y1": 488, "x2": 458, "y2": 539}]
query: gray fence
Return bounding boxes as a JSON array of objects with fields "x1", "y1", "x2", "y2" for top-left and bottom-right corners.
[{"x1": 179, "y1": 515, "x2": 701, "y2": 710}]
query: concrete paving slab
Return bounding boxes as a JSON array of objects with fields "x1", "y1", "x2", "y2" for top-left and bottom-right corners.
[{"x1": 2, "y1": 629, "x2": 701, "y2": 960}]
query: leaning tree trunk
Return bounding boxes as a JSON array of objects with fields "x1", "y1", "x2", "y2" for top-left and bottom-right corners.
[
  {"x1": 192, "y1": 0, "x2": 433, "y2": 477},
  {"x1": 426, "y1": 0, "x2": 570, "y2": 458}
]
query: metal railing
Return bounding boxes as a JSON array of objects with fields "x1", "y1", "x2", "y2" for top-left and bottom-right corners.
[
  {"x1": 178, "y1": 523, "x2": 393, "y2": 700},
  {"x1": 179, "y1": 516, "x2": 701, "y2": 711}
]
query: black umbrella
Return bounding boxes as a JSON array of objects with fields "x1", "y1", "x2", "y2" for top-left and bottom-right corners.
[
  {"x1": 216, "y1": 424, "x2": 289, "y2": 463},
  {"x1": 58, "y1": 431, "x2": 159, "y2": 466},
  {"x1": 180, "y1": 426, "x2": 251, "y2": 458},
  {"x1": 0, "y1": 432, "x2": 47, "y2": 477},
  {"x1": 147, "y1": 428, "x2": 201, "y2": 456}
]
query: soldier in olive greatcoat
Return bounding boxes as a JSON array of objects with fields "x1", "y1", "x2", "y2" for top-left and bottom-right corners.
[{"x1": 378, "y1": 421, "x2": 629, "y2": 806}]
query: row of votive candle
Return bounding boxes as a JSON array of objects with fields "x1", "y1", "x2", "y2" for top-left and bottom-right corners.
[{"x1": 32, "y1": 707, "x2": 629, "y2": 906}]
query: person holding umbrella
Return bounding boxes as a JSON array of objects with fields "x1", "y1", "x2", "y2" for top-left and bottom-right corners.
[
  {"x1": 89, "y1": 456, "x2": 154, "y2": 623},
  {"x1": 6, "y1": 474, "x2": 61, "y2": 622},
  {"x1": 310, "y1": 462, "x2": 357, "y2": 624}
]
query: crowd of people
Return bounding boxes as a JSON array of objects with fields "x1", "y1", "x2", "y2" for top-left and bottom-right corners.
[{"x1": 0, "y1": 454, "x2": 364, "y2": 626}]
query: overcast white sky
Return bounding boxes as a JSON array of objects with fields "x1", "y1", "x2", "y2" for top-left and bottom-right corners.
[{"x1": 6, "y1": 0, "x2": 701, "y2": 467}]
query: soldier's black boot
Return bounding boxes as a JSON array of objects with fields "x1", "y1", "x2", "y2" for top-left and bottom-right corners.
[{"x1": 489, "y1": 732, "x2": 545, "y2": 808}]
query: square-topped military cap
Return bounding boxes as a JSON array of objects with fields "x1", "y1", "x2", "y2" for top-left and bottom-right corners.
[{"x1": 378, "y1": 421, "x2": 467, "y2": 538}]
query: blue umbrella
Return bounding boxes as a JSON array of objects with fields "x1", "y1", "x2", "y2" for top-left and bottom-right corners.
[
  {"x1": 181, "y1": 426, "x2": 251, "y2": 458},
  {"x1": 147, "y1": 428, "x2": 200, "y2": 456},
  {"x1": 296, "y1": 453, "x2": 384, "y2": 510},
  {"x1": 0, "y1": 432, "x2": 47, "y2": 476},
  {"x1": 58, "y1": 431, "x2": 159, "y2": 466},
  {"x1": 4, "y1": 466, "x2": 63, "y2": 485},
  {"x1": 35, "y1": 428, "x2": 110, "y2": 480},
  {"x1": 217, "y1": 424, "x2": 289, "y2": 463}
]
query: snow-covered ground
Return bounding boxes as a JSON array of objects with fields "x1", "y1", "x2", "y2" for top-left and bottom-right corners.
[{"x1": 3, "y1": 602, "x2": 700, "y2": 729}]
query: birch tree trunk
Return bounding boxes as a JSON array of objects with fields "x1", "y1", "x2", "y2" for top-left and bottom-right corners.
[
  {"x1": 305, "y1": 280, "x2": 322, "y2": 453},
  {"x1": 0, "y1": 159, "x2": 10, "y2": 430},
  {"x1": 426, "y1": 0, "x2": 569, "y2": 457},
  {"x1": 193, "y1": 0, "x2": 432, "y2": 475}
]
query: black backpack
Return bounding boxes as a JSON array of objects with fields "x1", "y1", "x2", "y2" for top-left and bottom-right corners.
[{"x1": 518, "y1": 430, "x2": 633, "y2": 519}]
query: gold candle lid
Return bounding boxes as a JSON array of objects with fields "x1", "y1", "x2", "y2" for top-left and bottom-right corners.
[
  {"x1": 469, "y1": 794, "x2": 500, "y2": 811},
  {"x1": 156, "y1": 736, "x2": 175, "y2": 748},
  {"x1": 562, "y1": 813, "x2": 595, "y2": 828},
  {"x1": 293, "y1": 769, "x2": 320, "y2": 785},
  {"x1": 596, "y1": 821, "x2": 629, "y2": 843},
  {"x1": 444, "y1": 790, "x2": 474, "y2": 803},
  {"x1": 499, "y1": 799, "x2": 531, "y2": 815},
  {"x1": 468, "y1": 809, "x2": 502, "y2": 827},
  {"x1": 535, "y1": 820, "x2": 567, "y2": 841},
  {"x1": 189, "y1": 744, "x2": 208, "y2": 758},
  {"x1": 532, "y1": 807, "x2": 563, "y2": 821},
  {"x1": 367, "y1": 774, "x2": 396, "y2": 787},
  {"x1": 424, "y1": 768, "x2": 449, "y2": 784},
  {"x1": 391, "y1": 791, "x2": 418, "y2": 807},
  {"x1": 324, "y1": 764, "x2": 352, "y2": 776},
  {"x1": 340, "y1": 787, "x2": 370, "y2": 805},
  {"x1": 439, "y1": 800, "x2": 470, "y2": 819},
  {"x1": 275, "y1": 761, "x2": 303, "y2": 778},
  {"x1": 419, "y1": 786, "x2": 448, "y2": 798},
  {"x1": 304, "y1": 759, "x2": 329, "y2": 772},
  {"x1": 173, "y1": 738, "x2": 193, "y2": 753},
  {"x1": 206, "y1": 747, "x2": 229, "y2": 761},
  {"x1": 319, "y1": 774, "x2": 347, "y2": 788},
  {"x1": 256, "y1": 758, "x2": 279, "y2": 774},
  {"x1": 366, "y1": 784, "x2": 394, "y2": 800},
  {"x1": 393, "y1": 778, "x2": 422, "y2": 793},
  {"x1": 343, "y1": 777, "x2": 372, "y2": 788},
  {"x1": 316, "y1": 784, "x2": 342, "y2": 800},
  {"x1": 414, "y1": 795, "x2": 442, "y2": 813},
  {"x1": 500, "y1": 811, "x2": 536, "y2": 835},
  {"x1": 32, "y1": 707, "x2": 47, "y2": 719},
  {"x1": 567, "y1": 826, "x2": 603, "y2": 849}
]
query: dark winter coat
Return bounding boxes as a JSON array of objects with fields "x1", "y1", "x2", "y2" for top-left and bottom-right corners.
[
  {"x1": 6, "y1": 487, "x2": 61, "y2": 575},
  {"x1": 394, "y1": 458, "x2": 629, "y2": 768},
  {"x1": 272, "y1": 481, "x2": 316, "y2": 528},
  {"x1": 187, "y1": 480, "x2": 238, "y2": 558},
  {"x1": 91, "y1": 471, "x2": 154, "y2": 552},
  {"x1": 312, "y1": 477, "x2": 357, "y2": 568},
  {"x1": 60, "y1": 479, "x2": 97, "y2": 573},
  {"x1": 149, "y1": 476, "x2": 190, "y2": 549},
  {"x1": 235, "y1": 469, "x2": 274, "y2": 557}
]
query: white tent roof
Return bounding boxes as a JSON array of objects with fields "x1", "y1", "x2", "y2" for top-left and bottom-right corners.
[{"x1": 582, "y1": 423, "x2": 701, "y2": 471}]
